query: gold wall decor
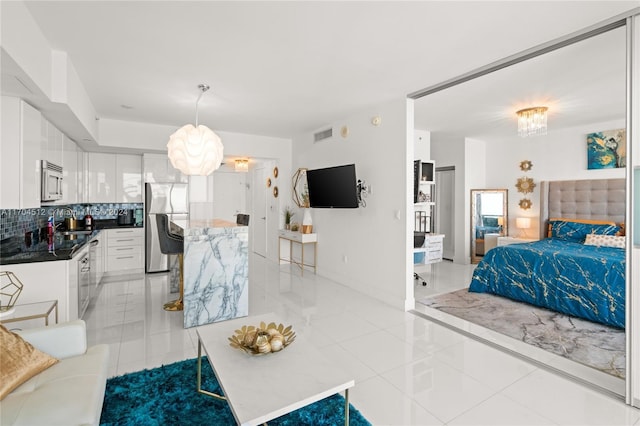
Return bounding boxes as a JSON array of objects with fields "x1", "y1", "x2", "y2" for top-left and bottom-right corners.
[
  {"x1": 519, "y1": 198, "x2": 532, "y2": 210},
  {"x1": 516, "y1": 177, "x2": 535, "y2": 194},
  {"x1": 519, "y1": 160, "x2": 533, "y2": 172},
  {"x1": 292, "y1": 168, "x2": 309, "y2": 208},
  {"x1": 266, "y1": 177, "x2": 272, "y2": 188},
  {"x1": 273, "y1": 186, "x2": 279, "y2": 198},
  {"x1": 273, "y1": 167, "x2": 279, "y2": 178}
]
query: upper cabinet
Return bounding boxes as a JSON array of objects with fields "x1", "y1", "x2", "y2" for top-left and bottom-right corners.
[
  {"x1": 87, "y1": 153, "x2": 116, "y2": 203},
  {"x1": 41, "y1": 118, "x2": 64, "y2": 168},
  {"x1": 143, "y1": 153, "x2": 187, "y2": 183},
  {"x1": 62, "y1": 135, "x2": 80, "y2": 204},
  {"x1": 1, "y1": 97, "x2": 42, "y2": 209},
  {"x1": 116, "y1": 154, "x2": 142, "y2": 202},
  {"x1": 87, "y1": 152, "x2": 142, "y2": 203}
]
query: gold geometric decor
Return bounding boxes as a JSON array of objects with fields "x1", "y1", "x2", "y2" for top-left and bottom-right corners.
[
  {"x1": 519, "y1": 160, "x2": 533, "y2": 172},
  {"x1": 519, "y1": 198, "x2": 532, "y2": 210},
  {"x1": 292, "y1": 168, "x2": 310, "y2": 208},
  {"x1": 516, "y1": 177, "x2": 536, "y2": 194}
]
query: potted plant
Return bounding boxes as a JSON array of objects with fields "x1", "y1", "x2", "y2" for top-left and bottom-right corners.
[{"x1": 283, "y1": 206, "x2": 295, "y2": 230}]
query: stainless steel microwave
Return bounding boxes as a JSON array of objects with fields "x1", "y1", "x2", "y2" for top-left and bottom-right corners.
[{"x1": 41, "y1": 160, "x2": 63, "y2": 201}]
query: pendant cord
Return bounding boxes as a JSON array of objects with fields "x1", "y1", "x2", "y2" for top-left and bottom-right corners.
[{"x1": 194, "y1": 84, "x2": 210, "y2": 127}]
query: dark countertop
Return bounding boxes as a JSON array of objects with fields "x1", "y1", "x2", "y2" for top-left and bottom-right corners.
[{"x1": 0, "y1": 220, "x2": 143, "y2": 265}]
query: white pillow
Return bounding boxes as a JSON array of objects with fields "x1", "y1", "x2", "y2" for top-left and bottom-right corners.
[{"x1": 584, "y1": 233, "x2": 625, "y2": 249}]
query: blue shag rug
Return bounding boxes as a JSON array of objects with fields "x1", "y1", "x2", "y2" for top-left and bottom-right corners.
[{"x1": 100, "y1": 357, "x2": 371, "y2": 426}]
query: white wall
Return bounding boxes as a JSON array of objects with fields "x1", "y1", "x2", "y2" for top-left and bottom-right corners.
[
  {"x1": 292, "y1": 98, "x2": 410, "y2": 310},
  {"x1": 486, "y1": 118, "x2": 625, "y2": 235}
]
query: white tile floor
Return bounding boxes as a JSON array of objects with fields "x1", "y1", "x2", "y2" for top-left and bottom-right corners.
[{"x1": 84, "y1": 255, "x2": 640, "y2": 425}]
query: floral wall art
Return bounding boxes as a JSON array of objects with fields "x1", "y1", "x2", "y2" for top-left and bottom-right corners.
[{"x1": 587, "y1": 128, "x2": 626, "y2": 169}]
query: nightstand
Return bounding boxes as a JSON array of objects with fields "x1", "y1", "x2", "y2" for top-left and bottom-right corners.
[{"x1": 497, "y1": 236, "x2": 538, "y2": 246}]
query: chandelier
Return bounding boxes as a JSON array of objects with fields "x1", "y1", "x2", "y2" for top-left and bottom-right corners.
[
  {"x1": 517, "y1": 106, "x2": 548, "y2": 137},
  {"x1": 235, "y1": 159, "x2": 249, "y2": 172},
  {"x1": 167, "y1": 84, "x2": 224, "y2": 175}
]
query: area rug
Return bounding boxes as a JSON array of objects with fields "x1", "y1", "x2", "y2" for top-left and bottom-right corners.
[
  {"x1": 419, "y1": 289, "x2": 625, "y2": 378},
  {"x1": 100, "y1": 357, "x2": 370, "y2": 426}
]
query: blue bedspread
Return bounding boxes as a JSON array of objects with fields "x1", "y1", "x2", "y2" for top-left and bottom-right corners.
[{"x1": 469, "y1": 238, "x2": 625, "y2": 329}]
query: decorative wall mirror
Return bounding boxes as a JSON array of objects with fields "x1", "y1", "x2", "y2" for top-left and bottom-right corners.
[{"x1": 470, "y1": 189, "x2": 508, "y2": 264}]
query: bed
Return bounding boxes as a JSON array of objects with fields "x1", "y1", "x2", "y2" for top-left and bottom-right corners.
[{"x1": 468, "y1": 178, "x2": 626, "y2": 329}]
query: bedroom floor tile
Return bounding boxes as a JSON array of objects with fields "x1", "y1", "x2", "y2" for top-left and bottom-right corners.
[{"x1": 82, "y1": 253, "x2": 640, "y2": 425}]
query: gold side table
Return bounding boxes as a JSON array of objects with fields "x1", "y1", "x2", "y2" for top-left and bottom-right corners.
[{"x1": 0, "y1": 300, "x2": 58, "y2": 327}]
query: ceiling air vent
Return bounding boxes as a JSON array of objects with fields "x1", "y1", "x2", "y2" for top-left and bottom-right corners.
[{"x1": 314, "y1": 128, "x2": 333, "y2": 143}]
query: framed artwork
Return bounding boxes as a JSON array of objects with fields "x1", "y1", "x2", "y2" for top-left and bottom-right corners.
[{"x1": 587, "y1": 129, "x2": 626, "y2": 169}]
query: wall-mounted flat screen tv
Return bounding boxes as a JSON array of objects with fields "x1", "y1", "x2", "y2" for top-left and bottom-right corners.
[{"x1": 306, "y1": 164, "x2": 359, "y2": 208}]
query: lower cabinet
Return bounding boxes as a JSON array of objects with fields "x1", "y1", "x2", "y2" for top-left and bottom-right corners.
[
  {"x1": 105, "y1": 228, "x2": 144, "y2": 274},
  {"x1": 0, "y1": 248, "x2": 86, "y2": 323}
]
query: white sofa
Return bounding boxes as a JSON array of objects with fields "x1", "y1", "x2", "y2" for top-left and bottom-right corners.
[{"x1": 1, "y1": 320, "x2": 109, "y2": 426}]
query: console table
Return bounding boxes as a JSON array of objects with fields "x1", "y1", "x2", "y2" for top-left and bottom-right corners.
[{"x1": 278, "y1": 230, "x2": 317, "y2": 275}]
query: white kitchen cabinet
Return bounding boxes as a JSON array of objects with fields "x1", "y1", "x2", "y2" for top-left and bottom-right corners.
[
  {"x1": 87, "y1": 152, "x2": 116, "y2": 203},
  {"x1": 86, "y1": 153, "x2": 142, "y2": 203},
  {"x1": 47, "y1": 120, "x2": 64, "y2": 167},
  {"x1": 105, "y1": 228, "x2": 144, "y2": 273},
  {"x1": 0, "y1": 254, "x2": 80, "y2": 323},
  {"x1": 116, "y1": 154, "x2": 142, "y2": 202},
  {"x1": 77, "y1": 148, "x2": 85, "y2": 203},
  {"x1": 143, "y1": 153, "x2": 187, "y2": 183},
  {"x1": 0, "y1": 97, "x2": 41, "y2": 209},
  {"x1": 40, "y1": 118, "x2": 64, "y2": 168},
  {"x1": 62, "y1": 135, "x2": 79, "y2": 204}
]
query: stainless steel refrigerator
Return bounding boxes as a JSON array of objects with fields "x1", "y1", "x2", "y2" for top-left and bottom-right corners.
[{"x1": 145, "y1": 182, "x2": 189, "y2": 272}]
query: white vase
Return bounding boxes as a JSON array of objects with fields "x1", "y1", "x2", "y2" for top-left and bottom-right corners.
[{"x1": 302, "y1": 209, "x2": 313, "y2": 234}]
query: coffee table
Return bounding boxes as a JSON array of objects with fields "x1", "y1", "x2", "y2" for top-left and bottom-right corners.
[{"x1": 196, "y1": 313, "x2": 355, "y2": 426}]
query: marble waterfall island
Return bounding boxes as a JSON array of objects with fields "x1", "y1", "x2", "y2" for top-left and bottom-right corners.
[{"x1": 181, "y1": 219, "x2": 248, "y2": 328}]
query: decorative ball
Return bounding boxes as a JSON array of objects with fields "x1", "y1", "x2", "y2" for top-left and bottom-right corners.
[{"x1": 270, "y1": 339, "x2": 283, "y2": 352}]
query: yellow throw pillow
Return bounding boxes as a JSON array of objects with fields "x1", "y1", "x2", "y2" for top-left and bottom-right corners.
[
  {"x1": 0, "y1": 323, "x2": 58, "y2": 400},
  {"x1": 584, "y1": 233, "x2": 626, "y2": 249}
]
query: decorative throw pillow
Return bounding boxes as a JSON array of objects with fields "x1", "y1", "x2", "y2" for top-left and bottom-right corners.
[
  {"x1": 0, "y1": 323, "x2": 58, "y2": 400},
  {"x1": 549, "y1": 220, "x2": 619, "y2": 243},
  {"x1": 584, "y1": 233, "x2": 626, "y2": 249}
]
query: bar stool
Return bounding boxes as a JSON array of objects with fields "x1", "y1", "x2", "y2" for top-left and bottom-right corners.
[{"x1": 156, "y1": 214, "x2": 184, "y2": 311}]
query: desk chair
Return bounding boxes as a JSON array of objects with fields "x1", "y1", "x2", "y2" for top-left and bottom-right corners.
[
  {"x1": 156, "y1": 214, "x2": 185, "y2": 311},
  {"x1": 236, "y1": 214, "x2": 250, "y2": 226}
]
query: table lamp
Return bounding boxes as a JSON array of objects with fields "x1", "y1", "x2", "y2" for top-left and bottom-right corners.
[{"x1": 516, "y1": 217, "x2": 532, "y2": 238}]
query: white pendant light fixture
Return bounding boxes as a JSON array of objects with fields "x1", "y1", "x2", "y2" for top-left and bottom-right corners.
[
  {"x1": 167, "y1": 84, "x2": 224, "y2": 176},
  {"x1": 516, "y1": 106, "x2": 548, "y2": 137}
]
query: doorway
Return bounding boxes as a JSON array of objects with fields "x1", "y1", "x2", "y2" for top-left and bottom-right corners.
[
  {"x1": 251, "y1": 165, "x2": 268, "y2": 257},
  {"x1": 435, "y1": 167, "x2": 455, "y2": 260}
]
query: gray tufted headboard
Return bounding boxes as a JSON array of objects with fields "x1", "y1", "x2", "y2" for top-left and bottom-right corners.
[{"x1": 539, "y1": 178, "x2": 626, "y2": 239}]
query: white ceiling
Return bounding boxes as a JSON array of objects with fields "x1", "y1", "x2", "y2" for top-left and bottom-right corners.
[{"x1": 5, "y1": 1, "x2": 638, "y2": 143}]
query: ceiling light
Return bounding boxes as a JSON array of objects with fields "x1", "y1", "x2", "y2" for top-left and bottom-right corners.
[
  {"x1": 235, "y1": 159, "x2": 249, "y2": 172},
  {"x1": 167, "y1": 84, "x2": 224, "y2": 176},
  {"x1": 517, "y1": 106, "x2": 548, "y2": 137}
]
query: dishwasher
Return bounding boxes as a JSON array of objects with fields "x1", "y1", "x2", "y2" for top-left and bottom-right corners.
[{"x1": 78, "y1": 251, "x2": 91, "y2": 319}]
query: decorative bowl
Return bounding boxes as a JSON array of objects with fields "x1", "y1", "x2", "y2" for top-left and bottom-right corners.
[{"x1": 229, "y1": 321, "x2": 296, "y2": 355}]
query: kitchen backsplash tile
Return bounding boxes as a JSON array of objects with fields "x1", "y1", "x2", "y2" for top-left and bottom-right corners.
[{"x1": 0, "y1": 203, "x2": 143, "y2": 241}]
